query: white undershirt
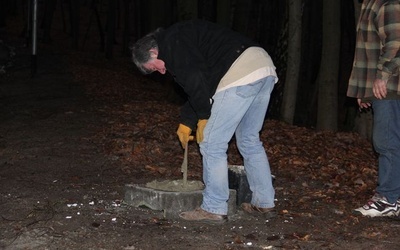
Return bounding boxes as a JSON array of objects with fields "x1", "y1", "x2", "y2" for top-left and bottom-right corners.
[{"x1": 215, "y1": 47, "x2": 278, "y2": 93}]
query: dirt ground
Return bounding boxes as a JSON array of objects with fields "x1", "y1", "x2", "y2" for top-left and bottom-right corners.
[{"x1": 1, "y1": 12, "x2": 400, "y2": 250}]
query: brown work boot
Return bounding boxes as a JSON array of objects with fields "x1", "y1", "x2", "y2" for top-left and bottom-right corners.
[
  {"x1": 241, "y1": 203, "x2": 277, "y2": 219},
  {"x1": 179, "y1": 208, "x2": 227, "y2": 224}
]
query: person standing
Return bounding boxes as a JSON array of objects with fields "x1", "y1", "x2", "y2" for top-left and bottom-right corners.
[
  {"x1": 131, "y1": 19, "x2": 278, "y2": 223},
  {"x1": 348, "y1": 0, "x2": 400, "y2": 217}
]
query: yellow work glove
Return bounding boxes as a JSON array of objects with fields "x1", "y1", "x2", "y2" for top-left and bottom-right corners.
[
  {"x1": 177, "y1": 124, "x2": 192, "y2": 148},
  {"x1": 196, "y1": 119, "x2": 208, "y2": 144}
]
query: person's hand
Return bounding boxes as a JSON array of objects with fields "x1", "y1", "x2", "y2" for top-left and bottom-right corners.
[
  {"x1": 373, "y1": 78, "x2": 387, "y2": 99},
  {"x1": 196, "y1": 119, "x2": 208, "y2": 144},
  {"x1": 177, "y1": 124, "x2": 192, "y2": 148},
  {"x1": 357, "y1": 98, "x2": 371, "y2": 110}
]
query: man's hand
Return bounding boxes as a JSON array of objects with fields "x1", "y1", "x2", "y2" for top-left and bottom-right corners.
[
  {"x1": 373, "y1": 78, "x2": 387, "y2": 99},
  {"x1": 177, "y1": 124, "x2": 192, "y2": 148},
  {"x1": 196, "y1": 119, "x2": 208, "y2": 144},
  {"x1": 357, "y1": 98, "x2": 371, "y2": 110}
]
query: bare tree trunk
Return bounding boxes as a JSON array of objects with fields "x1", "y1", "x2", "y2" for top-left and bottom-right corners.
[
  {"x1": 0, "y1": 0, "x2": 6, "y2": 28},
  {"x1": 121, "y1": 0, "x2": 130, "y2": 55},
  {"x1": 105, "y1": 0, "x2": 116, "y2": 59},
  {"x1": 216, "y1": 0, "x2": 233, "y2": 28},
  {"x1": 93, "y1": 0, "x2": 105, "y2": 52},
  {"x1": 232, "y1": 0, "x2": 251, "y2": 35},
  {"x1": 316, "y1": 0, "x2": 340, "y2": 131},
  {"x1": 145, "y1": 0, "x2": 176, "y2": 32},
  {"x1": 69, "y1": 0, "x2": 80, "y2": 50},
  {"x1": 198, "y1": 0, "x2": 216, "y2": 21},
  {"x1": 353, "y1": 0, "x2": 361, "y2": 22},
  {"x1": 281, "y1": 0, "x2": 302, "y2": 124},
  {"x1": 177, "y1": 0, "x2": 198, "y2": 20},
  {"x1": 42, "y1": 0, "x2": 57, "y2": 43},
  {"x1": 132, "y1": 0, "x2": 142, "y2": 39}
]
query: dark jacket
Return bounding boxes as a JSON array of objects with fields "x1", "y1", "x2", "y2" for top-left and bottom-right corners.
[{"x1": 155, "y1": 19, "x2": 258, "y2": 129}]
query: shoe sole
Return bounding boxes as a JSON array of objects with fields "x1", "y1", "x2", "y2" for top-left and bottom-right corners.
[
  {"x1": 241, "y1": 203, "x2": 277, "y2": 219},
  {"x1": 353, "y1": 209, "x2": 400, "y2": 217}
]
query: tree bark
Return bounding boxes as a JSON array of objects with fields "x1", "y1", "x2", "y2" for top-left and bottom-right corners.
[
  {"x1": 316, "y1": 0, "x2": 340, "y2": 131},
  {"x1": 198, "y1": 0, "x2": 216, "y2": 21},
  {"x1": 177, "y1": 0, "x2": 198, "y2": 21},
  {"x1": 69, "y1": 0, "x2": 80, "y2": 50},
  {"x1": 216, "y1": 0, "x2": 233, "y2": 28},
  {"x1": 232, "y1": 0, "x2": 251, "y2": 35},
  {"x1": 0, "y1": 0, "x2": 7, "y2": 28},
  {"x1": 122, "y1": 0, "x2": 130, "y2": 55},
  {"x1": 281, "y1": 0, "x2": 302, "y2": 125},
  {"x1": 92, "y1": 0, "x2": 105, "y2": 52},
  {"x1": 105, "y1": 0, "x2": 116, "y2": 59},
  {"x1": 42, "y1": 0, "x2": 57, "y2": 43}
]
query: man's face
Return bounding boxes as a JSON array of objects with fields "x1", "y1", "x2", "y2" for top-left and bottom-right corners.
[
  {"x1": 142, "y1": 58, "x2": 166, "y2": 74},
  {"x1": 142, "y1": 49, "x2": 166, "y2": 74}
]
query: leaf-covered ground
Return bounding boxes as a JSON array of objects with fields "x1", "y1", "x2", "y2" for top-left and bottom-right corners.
[{"x1": 74, "y1": 54, "x2": 400, "y2": 249}]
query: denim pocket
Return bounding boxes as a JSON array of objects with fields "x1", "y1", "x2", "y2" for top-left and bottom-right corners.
[{"x1": 236, "y1": 80, "x2": 263, "y2": 98}]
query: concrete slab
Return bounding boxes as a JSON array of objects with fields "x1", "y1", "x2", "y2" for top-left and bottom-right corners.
[{"x1": 124, "y1": 184, "x2": 237, "y2": 219}]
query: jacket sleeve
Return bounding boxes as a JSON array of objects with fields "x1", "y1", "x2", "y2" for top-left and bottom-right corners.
[
  {"x1": 169, "y1": 35, "x2": 213, "y2": 128},
  {"x1": 180, "y1": 101, "x2": 198, "y2": 130}
]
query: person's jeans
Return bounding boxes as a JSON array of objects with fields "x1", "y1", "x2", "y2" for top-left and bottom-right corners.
[
  {"x1": 372, "y1": 100, "x2": 400, "y2": 204},
  {"x1": 199, "y1": 76, "x2": 276, "y2": 215}
]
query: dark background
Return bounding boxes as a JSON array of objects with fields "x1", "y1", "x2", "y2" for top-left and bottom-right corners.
[{"x1": 0, "y1": 0, "x2": 359, "y2": 131}]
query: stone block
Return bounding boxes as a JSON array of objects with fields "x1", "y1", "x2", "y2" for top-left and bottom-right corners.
[
  {"x1": 228, "y1": 165, "x2": 276, "y2": 206},
  {"x1": 124, "y1": 184, "x2": 237, "y2": 219}
]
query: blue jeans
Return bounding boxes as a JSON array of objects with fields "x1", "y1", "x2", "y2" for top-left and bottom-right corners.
[
  {"x1": 199, "y1": 76, "x2": 276, "y2": 215},
  {"x1": 373, "y1": 100, "x2": 400, "y2": 204}
]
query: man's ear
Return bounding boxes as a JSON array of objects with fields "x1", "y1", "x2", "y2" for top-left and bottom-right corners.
[{"x1": 149, "y1": 48, "x2": 158, "y2": 58}]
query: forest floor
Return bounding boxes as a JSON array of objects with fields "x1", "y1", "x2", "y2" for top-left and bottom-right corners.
[{"x1": 1, "y1": 12, "x2": 400, "y2": 250}]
